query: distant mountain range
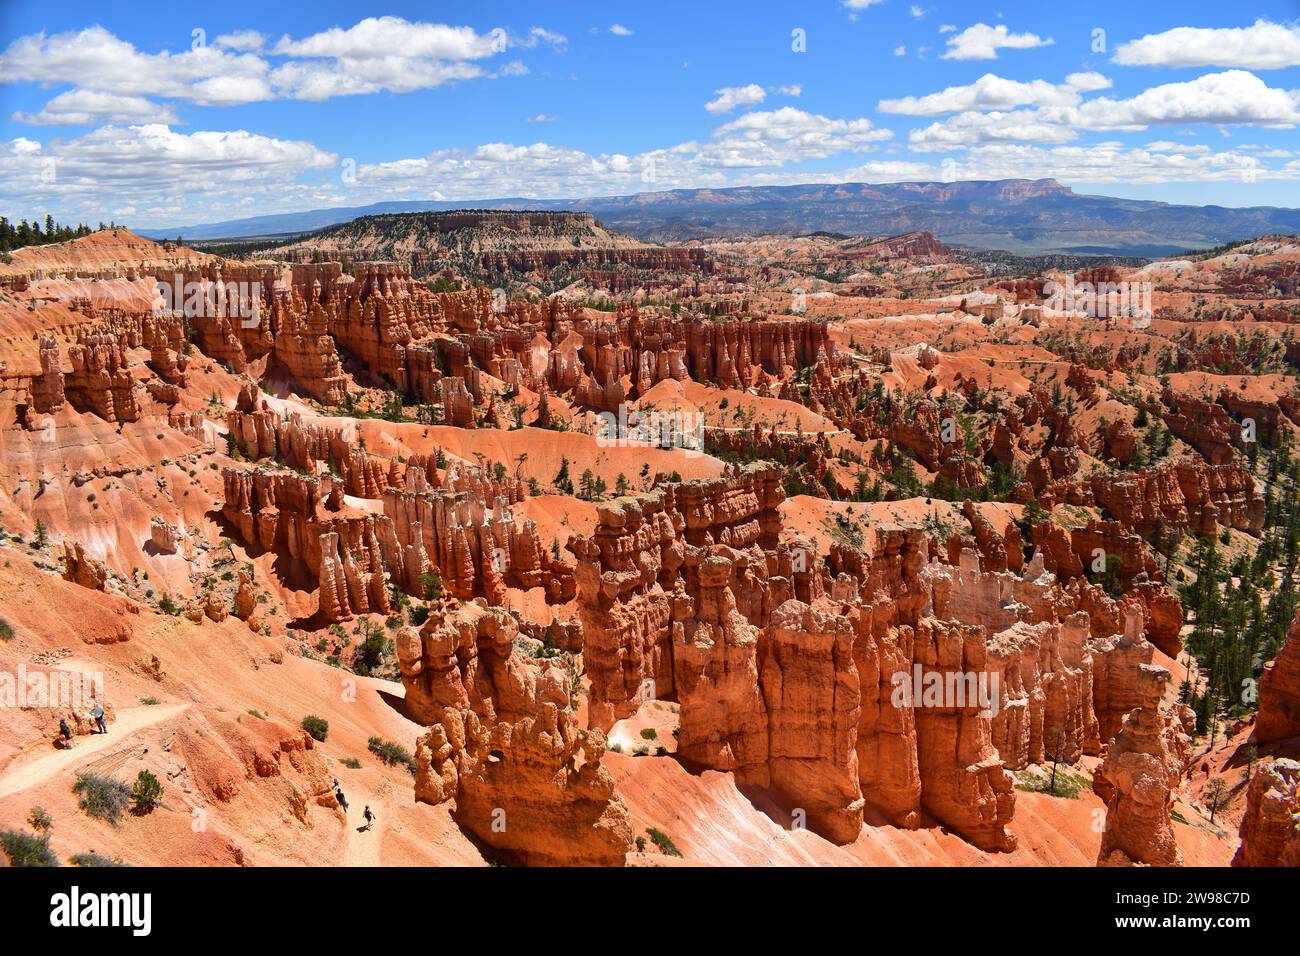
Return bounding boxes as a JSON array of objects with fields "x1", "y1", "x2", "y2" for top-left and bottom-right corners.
[{"x1": 141, "y1": 179, "x2": 1300, "y2": 256}]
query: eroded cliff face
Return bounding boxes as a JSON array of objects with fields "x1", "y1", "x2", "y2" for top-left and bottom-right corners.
[
  {"x1": 911, "y1": 617, "x2": 1018, "y2": 852},
  {"x1": 985, "y1": 615, "x2": 1100, "y2": 770},
  {"x1": 568, "y1": 463, "x2": 791, "y2": 729},
  {"x1": 396, "y1": 602, "x2": 568, "y2": 725},
  {"x1": 218, "y1": 446, "x2": 572, "y2": 623},
  {"x1": 1255, "y1": 614, "x2": 1300, "y2": 745},
  {"x1": 567, "y1": 464, "x2": 1168, "y2": 852},
  {"x1": 403, "y1": 601, "x2": 632, "y2": 866},
  {"x1": 1232, "y1": 758, "x2": 1300, "y2": 867},
  {"x1": 762, "y1": 598, "x2": 866, "y2": 843},
  {"x1": 1037, "y1": 457, "x2": 1265, "y2": 539}
]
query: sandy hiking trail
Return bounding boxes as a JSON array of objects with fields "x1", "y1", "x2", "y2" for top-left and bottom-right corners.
[{"x1": 0, "y1": 703, "x2": 190, "y2": 800}]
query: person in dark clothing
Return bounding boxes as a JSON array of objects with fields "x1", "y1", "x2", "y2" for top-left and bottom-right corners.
[
  {"x1": 362, "y1": 805, "x2": 376, "y2": 830},
  {"x1": 58, "y1": 718, "x2": 74, "y2": 748},
  {"x1": 335, "y1": 788, "x2": 348, "y2": 813}
]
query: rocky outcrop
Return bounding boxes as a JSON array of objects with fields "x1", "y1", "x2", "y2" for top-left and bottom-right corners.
[
  {"x1": 568, "y1": 463, "x2": 787, "y2": 730},
  {"x1": 1036, "y1": 457, "x2": 1265, "y2": 538},
  {"x1": 985, "y1": 614, "x2": 1100, "y2": 770},
  {"x1": 850, "y1": 591, "x2": 923, "y2": 828},
  {"x1": 838, "y1": 230, "x2": 949, "y2": 260},
  {"x1": 384, "y1": 476, "x2": 572, "y2": 606},
  {"x1": 683, "y1": 317, "x2": 833, "y2": 388},
  {"x1": 571, "y1": 464, "x2": 886, "y2": 844},
  {"x1": 672, "y1": 552, "x2": 771, "y2": 783},
  {"x1": 233, "y1": 571, "x2": 258, "y2": 626},
  {"x1": 912, "y1": 618, "x2": 1017, "y2": 852},
  {"x1": 203, "y1": 591, "x2": 229, "y2": 622},
  {"x1": 272, "y1": 300, "x2": 348, "y2": 405},
  {"x1": 1231, "y1": 758, "x2": 1300, "y2": 867},
  {"x1": 1160, "y1": 388, "x2": 1240, "y2": 465},
  {"x1": 1032, "y1": 522, "x2": 1084, "y2": 580},
  {"x1": 63, "y1": 333, "x2": 142, "y2": 422},
  {"x1": 406, "y1": 601, "x2": 632, "y2": 866},
  {"x1": 396, "y1": 601, "x2": 568, "y2": 725},
  {"x1": 316, "y1": 529, "x2": 389, "y2": 623},
  {"x1": 62, "y1": 542, "x2": 108, "y2": 591},
  {"x1": 1127, "y1": 581, "x2": 1184, "y2": 657},
  {"x1": 149, "y1": 516, "x2": 181, "y2": 555},
  {"x1": 1088, "y1": 608, "x2": 1156, "y2": 743},
  {"x1": 961, "y1": 500, "x2": 1022, "y2": 574},
  {"x1": 1102, "y1": 420, "x2": 1137, "y2": 464},
  {"x1": 761, "y1": 599, "x2": 865, "y2": 842},
  {"x1": 30, "y1": 335, "x2": 65, "y2": 413},
  {"x1": 889, "y1": 399, "x2": 947, "y2": 471},
  {"x1": 1095, "y1": 664, "x2": 1188, "y2": 867},
  {"x1": 440, "y1": 376, "x2": 475, "y2": 428},
  {"x1": 565, "y1": 460, "x2": 1174, "y2": 852},
  {"x1": 220, "y1": 461, "x2": 566, "y2": 623},
  {"x1": 1255, "y1": 615, "x2": 1300, "y2": 744},
  {"x1": 417, "y1": 703, "x2": 633, "y2": 866}
]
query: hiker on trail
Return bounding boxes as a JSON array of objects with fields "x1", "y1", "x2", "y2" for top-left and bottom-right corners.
[
  {"x1": 335, "y1": 788, "x2": 348, "y2": 813},
  {"x1": 58, "y1": 718, "x2": 73, "y2": 748},
  {"x1": 90, "y1": 702, "x2": 106, "y2": 735},
  {"x1": 363, "y1": 805, "x2": 375, "y2": 829}
]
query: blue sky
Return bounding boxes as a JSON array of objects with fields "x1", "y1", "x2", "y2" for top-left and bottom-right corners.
[{"x1": 2, "y1": 1, "x2": 1300, "y2": 228}]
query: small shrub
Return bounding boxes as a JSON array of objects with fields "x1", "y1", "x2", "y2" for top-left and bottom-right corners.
[
  {"x1": 302, "y1": 715, "x2": 329, "y2": 742},
  {"x1": 352, "y1": 627, "x2": 393, "y2": 677},
  {"x1": 70, "y1": 852, "x2": 127, "y2": 867},
  {"x1": 130, "y1": 770, "x2": 164, "y2": 813},
  {"x1": 27, "y1": 807, "x2": 52, "y2": 832},
  {"x1": 139, "y1": 696, "x2": 160, "y2": 706},
  {"x1": 645, "y1": 827, "x2": 682, "y2": 857},
  {"x1": 157, "y1": 593, "x2": 180, "y2": 616},
  {"x1": 0, "y1": 829, "x2": 58, "y2": 866},
  {"x1": 635, "y1": 836, "x2": 647, "y2": 852},
  {"x1": 639, "y1": 728, "x2": 657, "y2": 741},
  {"x1": 368, "y1": 736, "x2": 417, "y2": 774},
  {"x1": 340, "y1": 757, "x2": 362, "y2": 770},
  {"x1": 0, "y1": 618, "x2": 13, "y2": 641},
  {"x1": 73, "y1": 772, "x2": 132, "y2": 825},
  {"x1": 247, "y1": 709, "x2": 266, "y2": 720}
]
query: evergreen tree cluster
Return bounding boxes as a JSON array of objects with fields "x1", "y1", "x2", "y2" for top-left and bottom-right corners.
[
  {"x1": 0, "y1": 215, "x2": 103, "y2": 252},
  {"x1": 1181, "y1": 430, "x2": 1300, "y2": 737}
]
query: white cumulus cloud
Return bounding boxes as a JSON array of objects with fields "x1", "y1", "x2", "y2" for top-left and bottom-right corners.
[
  {"x1": 908, "y1": 70, "x2": 1300, "y2": 150},
  {"x1": 706, "y1": 84, "x2": 767, "y2": 114},
  {"x1": 1114, "y1": 19, "x2": 1300, "y2": 70},
  {"x1": 13, "y1": 89, "x2": 180, "y2": 125},
  {"x1": 880, "y1": 72, "x2": 1110, "y2": 115},
  {"x1": 941, "y1": 23, "x2": 1054, "y2": 60}
]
